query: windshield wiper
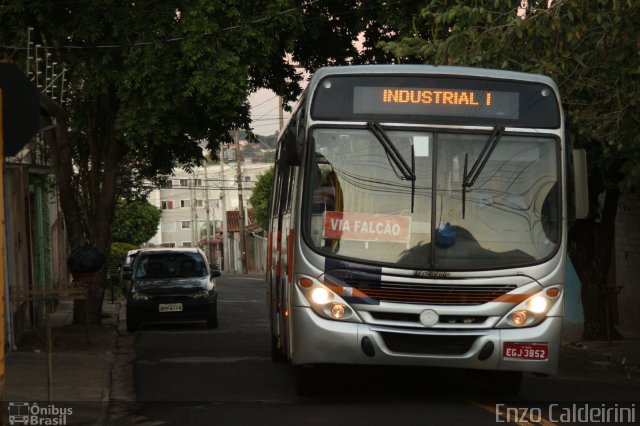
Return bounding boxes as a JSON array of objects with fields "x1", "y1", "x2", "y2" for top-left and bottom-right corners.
[
  {"x1": 367, "y1": 122, "x2": 416, "y2": 212},
  {"x1": 462, "y1": 126, "x2": 505, "y2": 218},
  {"x1": 367, "y1": 122, "x2": 416, "y2": 182}
]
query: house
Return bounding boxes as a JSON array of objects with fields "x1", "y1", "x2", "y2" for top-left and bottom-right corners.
[
  {"x1": 225, "y1": 209, "x2": 266, "y2": 273},
  {"x1": 3, "y1": 119, "x2": 69, "y2": 349},
  {"x1": 145, "y1": 141, "x2": 273, "y2": 272}
]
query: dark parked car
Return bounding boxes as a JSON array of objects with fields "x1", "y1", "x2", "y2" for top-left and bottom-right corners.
[{"x1": 124, "y1": 248, "x2": 219, "y2": 332}]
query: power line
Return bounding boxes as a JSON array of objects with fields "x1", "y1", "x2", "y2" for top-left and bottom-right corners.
[{"x1": 0, "y1": 0, "x2": 324, "y2": 51}]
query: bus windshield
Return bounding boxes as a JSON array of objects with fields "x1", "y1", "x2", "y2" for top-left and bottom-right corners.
[{"x1": 304, "y1": 127, "x2": 559, "y2": 270}]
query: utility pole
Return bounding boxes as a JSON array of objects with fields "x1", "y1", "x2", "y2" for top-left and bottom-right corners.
[
  {"x1": 203, "y1": 164, "x2": 214, "y2": 266},
  {"x1": 190, "y1": 173, "x2": 197, "y2": 246},
  {"x1": 278, "y1": 96, "x2": 284, "y2": 131},
  {"x1": 220, "y1": 144, "x2": 229, "y2": 272},
  {"x1": 235, "y1": 130, "x2": 248, "y2": 274}
]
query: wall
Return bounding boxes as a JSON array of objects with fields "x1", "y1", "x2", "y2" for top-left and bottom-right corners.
[{"x1": 615, "y1": 193, "x2": 640, "y2": 334}]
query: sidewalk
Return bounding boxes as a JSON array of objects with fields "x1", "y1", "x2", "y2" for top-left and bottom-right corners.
[
  {"x1": 4, "y1": 300, "x2": 122, "y2": 425},
  {"x1": 561, "y1": 323, "x2": 640, "y2": 374}
]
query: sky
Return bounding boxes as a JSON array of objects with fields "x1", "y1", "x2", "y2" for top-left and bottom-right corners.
[
  {"x1": 249, "y1": 66, "x2": 310, "y2": 136},
  {"x1": 249, "y1": 88, "x2": 292, "y2": 137}
]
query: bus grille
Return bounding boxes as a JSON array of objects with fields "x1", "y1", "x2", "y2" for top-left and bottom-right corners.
[
  {"x1": 380, "y1": 332, "x2": 477, "y2": 355},
  {"x1": 349, "y1": 282, "x2": 517, "y2": 305}
]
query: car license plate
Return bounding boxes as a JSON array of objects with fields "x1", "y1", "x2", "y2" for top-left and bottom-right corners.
[
  {"x1": 503, "y1": 342, "x2": 548, "y2": 360},
  {"x1": 159, "y1": 303, "x2": 183, "y2": 312}
]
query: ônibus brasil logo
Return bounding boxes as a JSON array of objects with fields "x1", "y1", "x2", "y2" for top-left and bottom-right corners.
[{"x1": 7, "y1": 402, "x2": 73, "y2": 425}]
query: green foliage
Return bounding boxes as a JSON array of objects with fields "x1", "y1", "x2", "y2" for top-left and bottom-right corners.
[
  {"x1": 109, "y1": 241, "x2": 138, "y2": 269},
  {"x1": 249, "y1": 166, "x2": 274, "y2": 230},
  {"x1": 111, "y1": 200, "x2": 162, "y2": 245},
  {"x1": 381, "y1": 0, "x2": 640, "y2": 195}
]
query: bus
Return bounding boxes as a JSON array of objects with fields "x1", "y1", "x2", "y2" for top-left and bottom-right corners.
[{"x1": 266, "y1": 65, "x2": 588, "y2": 395}]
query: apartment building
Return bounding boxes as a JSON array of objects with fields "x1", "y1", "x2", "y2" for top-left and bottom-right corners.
[{"x1": 146, "y1": 142, "x2": 274, "y2": 268}]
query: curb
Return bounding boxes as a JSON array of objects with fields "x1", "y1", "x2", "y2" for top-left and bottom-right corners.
[
  {"x1": 98, "y1": 301, "x2": 123, "y2": 426},
  {"x1": 561, "y1": 341, "x2": 640, "y2": 373}
]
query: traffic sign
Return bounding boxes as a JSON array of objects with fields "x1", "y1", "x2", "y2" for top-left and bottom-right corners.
[{"x1": 0, "y1": 62, "x2": 40, "y2": 156}]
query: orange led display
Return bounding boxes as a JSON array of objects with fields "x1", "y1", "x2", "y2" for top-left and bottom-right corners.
[
  {"x1": 382, "y1": 89, "x2": 492, "y2": 107},
  {"x1": 350, "y1": 84, "x2": 525, "y2": 121}
]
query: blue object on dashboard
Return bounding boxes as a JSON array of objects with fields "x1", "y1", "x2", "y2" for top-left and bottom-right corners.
[{"x1": 436, "y1": 223, "x2": 457, "y2": 248}]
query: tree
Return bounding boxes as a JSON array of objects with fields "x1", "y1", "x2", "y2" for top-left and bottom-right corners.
[
  {"x1": 0, "y1": 0, "x2": 312, "y2": 323},
  {"x1": 249, "y1": 166, "x2": 275, "y2": 230},
  {"x1": 379, "y1": 0, "x2": 640, "y2": 340},
  {"x1": 0, "y1": 0, "x2": 449, "y2": 324},
  {"x1": 111, "y1": 200, "x2": 162, "y2": 246}
]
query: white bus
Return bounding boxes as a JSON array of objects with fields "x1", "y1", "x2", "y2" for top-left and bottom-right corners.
[{"x1": 267, "y1": 65, "x2": 588, "y2": 395}]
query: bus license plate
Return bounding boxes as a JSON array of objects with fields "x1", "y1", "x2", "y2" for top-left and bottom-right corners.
[
  {"x1": 503, "y1": 343, "x2": 548, "y2": 360},
  {"x1": 159, "y1": 303, "x2": 183, "y2": 313}
]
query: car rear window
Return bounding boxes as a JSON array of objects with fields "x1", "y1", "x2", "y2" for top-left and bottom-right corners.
[{"x1": 134, "y1": 252, "x2": 206, "y2": 278}]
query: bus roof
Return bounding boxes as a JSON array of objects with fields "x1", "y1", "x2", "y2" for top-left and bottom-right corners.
[{"x1": 309, "y1": 65, "x2": 558, "y2": 90}]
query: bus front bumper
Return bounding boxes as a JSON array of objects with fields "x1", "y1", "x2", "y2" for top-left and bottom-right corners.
[{"x1": 291, "y1": 306, "x2": 561, "y2": 375}]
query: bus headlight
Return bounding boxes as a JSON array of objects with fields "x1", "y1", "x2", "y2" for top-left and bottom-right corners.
[
  {"x1": 528, "y1": 296, "x2": 548, "y2": 314},
  {"x1": 297, "y1": 278, "x2": 362, "y2": 323},
  {"x1": 496, "y1": 286, "x2": 562, "y2": 328},
  {"x1": 311, "y1": 287, "x2": 332, "y2": 304}
]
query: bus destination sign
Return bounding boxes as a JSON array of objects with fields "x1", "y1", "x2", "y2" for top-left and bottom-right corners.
[{"x1": 354, "y1": 86, "x2": 520, "y2": 119}]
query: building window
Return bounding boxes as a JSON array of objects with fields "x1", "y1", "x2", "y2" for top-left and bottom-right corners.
[
  {"x1": 180, "y1": 200, "x2": 190, "y2": 208},
  {"x1": 182, "y1": 241, "x2": 192, "y2": 247},
  {"x1": 161, "y1": 242, "x2": 176, "y2": 248},
  {"x1": 161, "y1": 221, "x2": 175, "y2": 232},
  {"x1": 195, "y1": 179, "x2": 203, "y2": 187},
  {"x1": 181, "y1": 221, "x2": 191, "y2": 229},
  {"x1": 180, "y1": 179, "x2": 189, "y2": 187},
  {"x1": 163, "y1": 180, "x2": 173, "y2": 189},
  {"x1": 212, "y1": 199, "x2": 220, "y2": 208},
  {"x1": 195, "y1": 199, "x2": 204, "y2": 207},
  {"x1": 161, "y1": 200, "x2": 174, "y2": 210},
  {"x1": 244, "y1": 176, "x2": 251, "y2": 182}
]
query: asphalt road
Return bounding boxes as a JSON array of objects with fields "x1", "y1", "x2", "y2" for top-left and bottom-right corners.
[{"x1": 123, "y1": 273, "x2": 640, "y2": 426}]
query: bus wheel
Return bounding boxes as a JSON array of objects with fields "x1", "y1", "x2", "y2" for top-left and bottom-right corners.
[
  {"x1": 270, "y1": 334, "x2": 287, "y2": 363},
  {"x1": 293, "y1": 365, "x2": 317, "y2": 396},
  {"x1": 468, "y1": 370, "x2": 523, "y2": 396}
]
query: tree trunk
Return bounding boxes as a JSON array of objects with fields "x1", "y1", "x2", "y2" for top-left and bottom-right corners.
[
  {"x1": 42, "y1": 90, "x2": 121, "y2": 326},
  {"x1": 72, "y1": 88, "x2": 121, "y2": 325},
  {"x1": 570, "y1": 188, "x2": 622, "y2": 341}
]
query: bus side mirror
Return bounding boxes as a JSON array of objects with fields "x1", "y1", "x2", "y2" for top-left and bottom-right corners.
[{"x1": 572, "y1": 149, "x2": 589, "y2": 219}]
